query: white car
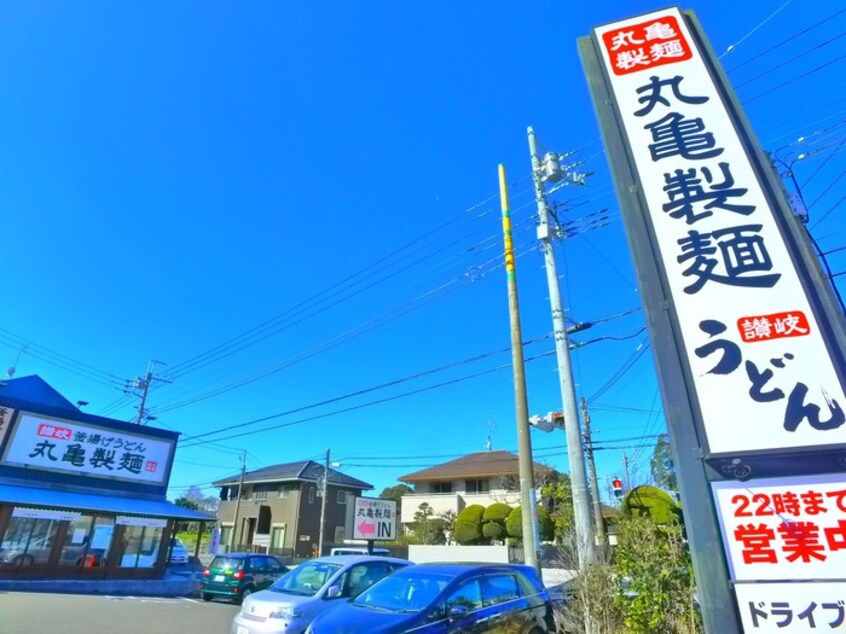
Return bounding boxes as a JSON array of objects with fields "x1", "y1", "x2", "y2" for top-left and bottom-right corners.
[{"x1": 168, "y1": 537, "x2": 190, "y2": 565}]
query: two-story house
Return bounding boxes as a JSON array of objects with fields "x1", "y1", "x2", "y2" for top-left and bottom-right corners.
[
  {"x1": 213, "y1": 460, "x2": 372, "y2": 558},
  {"x1": 397, "y1": 450, "x2": 552, "y2": 529}
]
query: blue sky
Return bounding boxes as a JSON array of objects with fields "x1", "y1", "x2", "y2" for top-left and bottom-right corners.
[{"x1": 1, "y1": 1, "x2": 843, "y2": 503}]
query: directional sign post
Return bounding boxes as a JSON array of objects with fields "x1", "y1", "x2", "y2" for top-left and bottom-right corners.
[{"x1": 353, "y1": 497, "x2": 397, "y2": 549}]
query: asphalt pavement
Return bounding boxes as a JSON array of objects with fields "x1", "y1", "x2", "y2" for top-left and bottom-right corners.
[{"x1": 0, "y1": 591, "x2": 240, "y2": 633}]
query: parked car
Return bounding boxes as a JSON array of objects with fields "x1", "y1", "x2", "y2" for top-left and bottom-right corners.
[
  {"x1": 304, "y1": 563, "x2": 556, "y2": 634},
  {"x1": 201, "y1": 553, "x2": 289, "y2": 603},
  {"x1": 230, "y1": 555, "x2": 410, "y2": 634},
  {"x1": 0, "y1": 535, "x2": 96, "y2": 567},
  {"x1": 168, "y1": 536, "x2": 190, "y2": 564},
  {"x1": 328, "y1": 546, "x2": 391, "y2": 557}
]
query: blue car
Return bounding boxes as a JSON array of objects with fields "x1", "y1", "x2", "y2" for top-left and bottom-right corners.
[{"x1": 304, "y1": 562, "x2": 555, "y2": 633}]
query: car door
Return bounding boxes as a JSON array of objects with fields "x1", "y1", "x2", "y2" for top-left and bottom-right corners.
[
  {"x1": 479, "y1": 573, "x2": 533, "y2": 634},
  {"x1": 440, "y1": 577, "x2": 488, "y2": 633},
  {"x1": 248, "y1": 556, "x2": 266, "y2": 589},
  {"x1": 259, "y1": 556, "x2": 276, "y2": 589}
]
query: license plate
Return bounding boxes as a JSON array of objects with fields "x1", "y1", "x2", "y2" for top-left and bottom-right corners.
[
  {"x1": 214, "y1": 574, "x2": 225, "y2": 582},
  {"x1": 236, "y1": 627, "x2": 249, "y2": 634}
]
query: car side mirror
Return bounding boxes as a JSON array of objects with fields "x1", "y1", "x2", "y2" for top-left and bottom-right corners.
[
  {"x1": 448, "y1": 606, "x2": 469, "y2": 621},
  {"x1": 326, "y1": 585, "x2": 342, "y2": 599}
]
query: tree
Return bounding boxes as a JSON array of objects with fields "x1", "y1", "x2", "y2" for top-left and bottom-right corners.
[
  {"x1": 380, "y1": 484, "x2": 414, "y2": 531},
  {"x1": 650, "y1": 434, "x2": 678, "y2": 492},
  {"x1": 408, "y1": 503, "x2": 446, "y2": 545},
  {"x1": 624, "y1": 485, "x2": 682, "y2": 526},
  {"x1": 614, "y1": 514, "x2": 701, "y2": 633},
  {"x1": 539, "y1": 472, "x2": 574, "y2": 541}
]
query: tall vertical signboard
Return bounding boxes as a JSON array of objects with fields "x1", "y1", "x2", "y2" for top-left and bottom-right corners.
[{"x1": 579, "y1": 7, "x2": 846, "y2": 633}]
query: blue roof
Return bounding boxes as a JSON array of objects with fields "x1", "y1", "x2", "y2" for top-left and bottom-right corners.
[
  {"x1": 0, "y1": 375, "x2": 79, "y2": 413},
  {"x1": 0, "y1": 483, "x2": 215, "y2": 521}
]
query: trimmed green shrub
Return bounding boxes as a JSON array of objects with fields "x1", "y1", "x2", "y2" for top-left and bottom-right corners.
[
  {"x1": 623, "y1": 485, "x2": 681, "y2": 525},
  {"x1": 482, "y1": 503, "x2": 512, "y2": 523},
  {"x1": 454, "y1": 504, "x2": 486, "y2": 545},
  {"x1": 482, "y1": 522, "x2": 504, "y2": 540},
  {"x1": 506, "y1": 507, "x2": 522, "y2": 539}
]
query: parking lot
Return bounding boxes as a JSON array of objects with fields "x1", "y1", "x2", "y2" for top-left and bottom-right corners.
[{"x1": 0, "y1": 591, "x2": 240, "y2": 634}]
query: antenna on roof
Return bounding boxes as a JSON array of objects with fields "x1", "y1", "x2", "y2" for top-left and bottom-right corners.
[
  {"x1": 485, "y1": 417, "x2": 496, "y2": 451},
  {"x1": 7, "y1": 346, "x2": 25, "y2": 379}
]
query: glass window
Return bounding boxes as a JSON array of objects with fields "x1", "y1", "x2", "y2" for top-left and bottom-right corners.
[
  {"x1": 249, "y1": 556, "x2": 267, "y2": 573},
  {"x1": 60, "y1": 515, "x2": 94, "y2": 567},
  {"x1": 432, "y1": 482, "x2": 452, "y2": 494},
  {"x1": 445, "y1": 579, "x2": 483, "y2": 613},
  {"x1": 254, "y1": 487, "x2": 268, "y2": 502},
  {"x1": 334, "y1": 526, "x2": 345, "y2": 543},
  {"x1": 337, "y1": 490, "x2": 347, "y2": 504},
  {"x1": 271, "y1": 526, "x2": 286, "y2": 549},
  {"x1": 483, "y1": 574, "x2": 521, "y2": 606},
  {"x1": 278, "y1": 485, "x2": 290, "y2": 499},
  {"x1": 119, "y1": 525, "x2": 164, "y2": 568},
  {"x1": 308, "y1": 487, "x2": 315, "y2": 504},
  {"x1": 269, "y1": 561, "x2": 342, "y2": 597},
  {"x1": 465, "y1": 479, "x2": 489, "y2": 494},
  {"x1": 220, "y1": 526, "x2": 233, "y2": 549},
  {"x1": 88, "y1": 517, "x2": 115, "y2": 568},
  {"x1": 0, "y1": 517, "x2": 60, "y2": 567},
  {"x1": 353, "y1": 571, "x2": 451, "y2": 613}
]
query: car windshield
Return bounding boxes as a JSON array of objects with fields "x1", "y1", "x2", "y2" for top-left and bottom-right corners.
[
  {"x1": 353, "y1": 571, "x2": 452, "y2": 613},
  {"x1": 210, "y1": 556, "x2": 244, "y2": 571},
  {"x1": 270, "y1": 561, "x2": 342, "y2": 596}
]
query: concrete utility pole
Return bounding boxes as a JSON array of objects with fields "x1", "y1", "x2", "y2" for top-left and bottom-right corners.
[
  {"x1": 498, "y1": 163, "x2": 540, "y2": 573},
  {"x1": 318, "y1": 448, "x2": 330, "y2": 557},
  {"x1": 228, "y1": 451, "x2": 247, "y2": 552},
  {"x1": 581, "y1": 398, "x2": 606, "y2": 542},
  {"x1": 623, "y1": 453, "x2": 631, "y2": 491},
  {"x1": 528, "y1": 127, "x2": 596, "y2": 567},
  {"x1": 133, "y1": 360, "x2": 172, "y2": 425}
]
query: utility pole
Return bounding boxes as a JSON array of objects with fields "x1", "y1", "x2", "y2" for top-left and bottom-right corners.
[
  {"x1": 581, "y1": 398, "x2": 606, "y2": 542},
  {"x1": 498, "y1": 163, "x2": 539, "y2": 573},
  {"x1": 228, "y1": 451, "x2": 247, "y2": 552},
  {"x1": 318, "y1": 448, "x2": 330, "y2": 557},
  {"x1": 528, "y1": 127, "x2": 595, "y2": 567},
  {"x1": 133, "y1": 360, "x2": 172, "y2": 425},
  {"x1": 623, "y1": 453, "x2": 631, "y2": 491}
]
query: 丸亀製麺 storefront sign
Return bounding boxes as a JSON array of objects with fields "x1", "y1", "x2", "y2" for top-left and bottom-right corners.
[
  {"x1": 592, "y1": 8, "x2": 846, "y2": 455},
  {"x1": 1, "y1": 412, "x2": 174, "y2": 485}
]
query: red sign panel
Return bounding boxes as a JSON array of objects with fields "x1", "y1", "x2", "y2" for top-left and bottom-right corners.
[
  {"x1": 37, "y1": 423, "x2": 73, "y2": 440},
  {"x1": 600, "y1": 15, "x2": 692, "y2": 76},
  {"x1": 713, "y1": 475, "x2": 846, "y2": 581},
  {"x1": 736, "y1": 311, "x2": 811, "y2": 342}
]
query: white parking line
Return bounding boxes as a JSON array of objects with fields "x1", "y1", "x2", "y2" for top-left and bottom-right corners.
[{"x1": 181, "y1": 597, "x2": 201, "y2": 604}]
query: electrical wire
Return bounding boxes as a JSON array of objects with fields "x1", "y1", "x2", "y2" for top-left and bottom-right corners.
[
  {"x1": 725, "y1": 6, "x2": 846, "y2": 72},
  {"x1": 719, "y1": 0, "x2": 794, "y2": 60},
  {"x1": 733, "y1": 32, "x2": 846, "y2": 89},
  {"x1": 743, "y1": 53, "x2": 846, "y2": 104}
]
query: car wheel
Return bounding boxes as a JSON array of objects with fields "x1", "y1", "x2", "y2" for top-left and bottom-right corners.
[
  {"x1": 238, "y1": 586, "x2": 254, "y2": 604},
  {"x1": 202, "y1": 593, "x2": 213, "y2": 602},
  {"x1": 13, "y1": 555, "x2": 34, "y2": 566}
]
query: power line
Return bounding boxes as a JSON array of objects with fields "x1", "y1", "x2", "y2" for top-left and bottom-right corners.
[
  {"x1": 718, "y1": 0, "x2": 794, "y2": 60},
  {"x1": 733, "y1": 31, "x2": 846, "y2": 89},
  {"x1": 744, "y1": 53, "x2": 846, "y2": 104},
  {"x1": 725, "y1": 5, "x2": 846, "y2": 71}
]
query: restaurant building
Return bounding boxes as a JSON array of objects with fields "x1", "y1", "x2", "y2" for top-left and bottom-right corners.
[{"x1": 0, "y1": 375, "x2": 212, "y2": 580}]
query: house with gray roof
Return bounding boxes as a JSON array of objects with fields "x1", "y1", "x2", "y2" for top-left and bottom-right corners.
[
  {"x1": 397, "y1": 450, "x2": 552, "y2": 528},
  {"x1": 212, "y1": 460, "x2": 372, "y2": 558}
]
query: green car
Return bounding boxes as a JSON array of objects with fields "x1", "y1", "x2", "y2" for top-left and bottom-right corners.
[{"x1": 200, "y1": 553, "x2": 289, "y2": 603}]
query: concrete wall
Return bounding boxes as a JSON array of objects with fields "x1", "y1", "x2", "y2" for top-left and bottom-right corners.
[{"x1": 408, "y1": 544, "x2": 511, "y2": 564}]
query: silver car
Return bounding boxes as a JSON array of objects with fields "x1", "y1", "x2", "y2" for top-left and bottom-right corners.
[{"x1": 230, "y1": 555, "x2": 410, "y2": 634}]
